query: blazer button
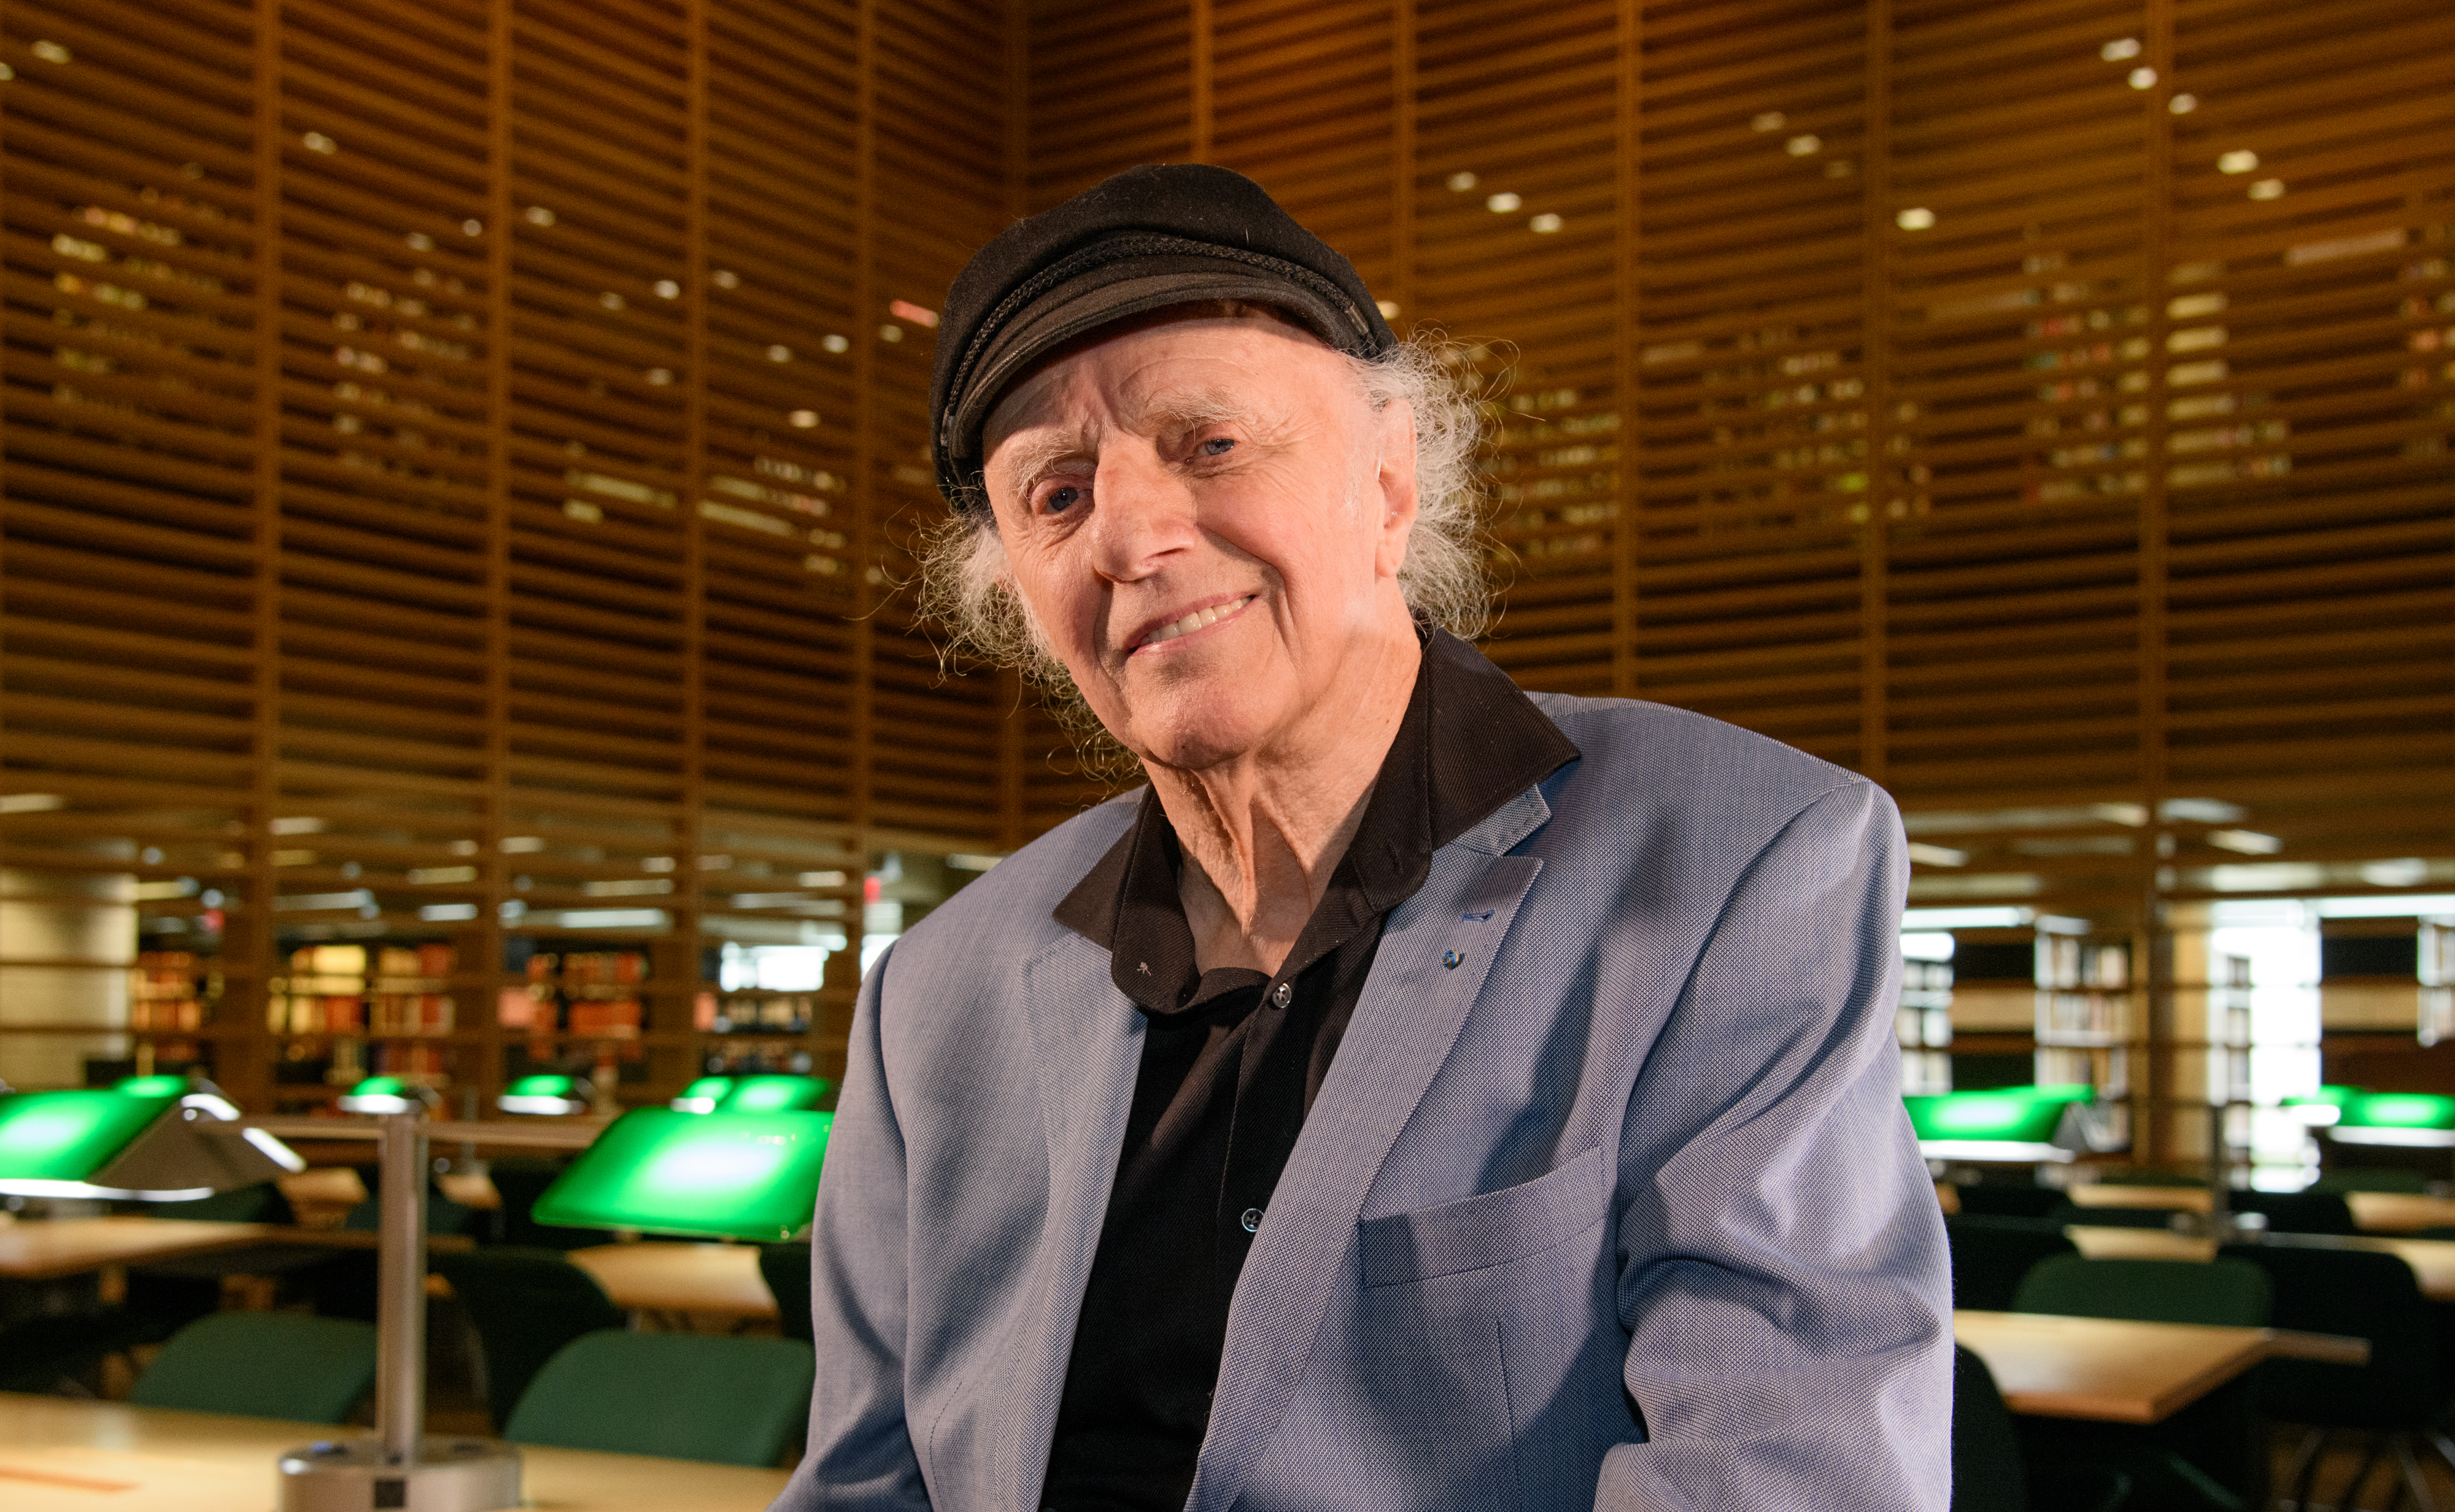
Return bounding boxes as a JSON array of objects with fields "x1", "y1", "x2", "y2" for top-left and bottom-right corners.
[
  {"x1": 1442, "y1": 949, "x2": 1462, "y2": 969},
  {"x1": 1240, "y1": 1207, "x2": 1263, "y2": 1233},
  {"x1": 1270, "y1": 981, "x2": 1292, "y2": 1008}
]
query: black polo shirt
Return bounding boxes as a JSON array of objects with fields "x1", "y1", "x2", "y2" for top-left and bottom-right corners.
[{"x1": 1040, "y1": 628, "x2": 1580, "y2": 1512}]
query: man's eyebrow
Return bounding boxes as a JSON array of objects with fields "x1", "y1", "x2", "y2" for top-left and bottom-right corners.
[{"x1": 992, "y1": 431, "x2": 1094, "y2": 496}]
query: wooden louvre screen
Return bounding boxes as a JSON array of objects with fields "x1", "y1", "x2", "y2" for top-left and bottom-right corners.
[
  {"x1": 1021, "y1": 0, "x2": 2455, "y2": 920},
  {"x1": 0, "y1": 0, "x2": 1008, "y2": 1105},
  {"x1": 2, "y1": 0, "x2": 2449, "y2": 1105}
]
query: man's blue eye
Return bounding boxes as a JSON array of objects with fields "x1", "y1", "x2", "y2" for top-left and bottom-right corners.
[
  {"x1": 1201, "y1": 437, "x2": 1235, "y2": 457},
  {"x1": 1046, "y1": 484, "x2": 1083, "y2": 512}
]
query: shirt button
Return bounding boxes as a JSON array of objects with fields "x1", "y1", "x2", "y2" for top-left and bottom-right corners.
[
  {"x1": 1240, "y1": 1206, "x2": 1263, "y2": 1233},
  {"x1": 1270, "y1": 982, "x2": 1292, "y2": 1008}
]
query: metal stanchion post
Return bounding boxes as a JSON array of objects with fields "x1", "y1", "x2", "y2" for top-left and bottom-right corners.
[{"x1": 276, "y1": 1108, "x2": 521, "y2": 1511}]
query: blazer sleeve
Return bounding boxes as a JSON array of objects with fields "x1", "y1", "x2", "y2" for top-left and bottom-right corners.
[
  {"x1": 769, "y1": 943, "x2": 932, "y2": 1511},
  {"x1": 1596, "y1": 779, "x2": 1952, "y2": 1511}
]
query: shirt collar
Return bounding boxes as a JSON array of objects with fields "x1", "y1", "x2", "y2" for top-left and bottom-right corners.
[{"x1": 1052, "y1": 628, "x2": 1579, "y2": 1007}]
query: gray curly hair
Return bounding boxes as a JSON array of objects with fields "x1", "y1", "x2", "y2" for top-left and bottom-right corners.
[{"x1": 918, "y1": 333, "x2": 1493, "y2": 743}]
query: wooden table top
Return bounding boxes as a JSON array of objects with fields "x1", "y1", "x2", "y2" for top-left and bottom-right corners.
[
  {"x1": 568, "y1": 1241, "x2": 779, "y2": 1319},
  {"x1": 0, "y1": 1216, "x2": 477, "y2": 1280},
  {"x1": 0, "y1": 1218, "x2": 279, "y2": 1280},
  {"x1": 0, "y1": 1392, "x2": 788, "y2": 1511},
  {"x1": 2345, "y1": 1191, "x2": 2455, "y2": 1233},
  {"x1": 2068, "y1": 1185, "x2": 2215, "y2": 1213},
  {"x1": 1955, "y1": 1310, "x2": 2288, "y2": 1424},
  {"x1": 2065, "y1": 1225, "x2": 2455, "y2": 1300}
]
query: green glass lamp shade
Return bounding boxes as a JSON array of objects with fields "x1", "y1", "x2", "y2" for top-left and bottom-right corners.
[
  {"x1": 339, "y1": 1076, "x2": 425, "y2": 1114},
  {"x1": 2025, "y1": 1083, "x2": 2096, "y2": 1106},
  {"x1": 112, "y1": 1073, "x2": 193, "y2": 1099},
  {"x1": 670, "y1": 1075, "x2": 734, "y2": 1113},
  {"x1": 530, "y1": 1107, "x2": 832, "y2": 1241},
  {"x1": 714, "y1": 1074, "x2": 833, "y2": 1114},
  {"x1": 0, "y1": 1090, "x2": 173, "y2": 1186},
  {"x1": 0, "y1": 1086, "x2": 300, "y2": 1198},
  {"x1": 2283, "y1": 1084, "x2": 2361, "y2": 1126},
  {"x1": 2329, "y1": 1091, "x2": 2455, "y2": 1148},
  {"x1": 498, "y1": 1074, "x2": 590, "y2": 1116},
  {"x1": 2343, "y1": 1092, "x2": 2455, "y2": 1129},
  {"x1": 1904, "y1": 1092, "x2": 2069, "y2": 1144}
]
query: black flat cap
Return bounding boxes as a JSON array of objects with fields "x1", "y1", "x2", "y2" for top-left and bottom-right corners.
[{"x1": 929, "y1": 163, "x2": 1397, "y2": 514}]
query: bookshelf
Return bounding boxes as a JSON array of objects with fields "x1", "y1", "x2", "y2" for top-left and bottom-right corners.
[
  {"x1": 2034, "y1": 920, "x2": 2133, "y2": 1151},
  {"x1": 1896, "y1": 953, "x2": 1954, "y2": 1095}
]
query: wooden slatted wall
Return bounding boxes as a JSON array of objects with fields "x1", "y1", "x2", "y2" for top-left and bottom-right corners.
[
  {"x1": 0, "y1": 0, "x2": 1008, "y2": 1103},
  {"x1": 1019, "y1": 0, "x2": 2455, "y2": 923}
]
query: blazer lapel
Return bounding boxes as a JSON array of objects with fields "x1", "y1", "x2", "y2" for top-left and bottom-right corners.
[
  {"x1": 1187, "y1": 784, "x2": 1554, "y2": 1512},
  {"x1": 1002, "y1": 930, "x2": 1145, "y2": 1511}
]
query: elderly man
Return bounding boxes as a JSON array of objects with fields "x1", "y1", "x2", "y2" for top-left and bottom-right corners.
[{"x1": 775, "y1": 164, "x2": 1949, "y2": 1512}]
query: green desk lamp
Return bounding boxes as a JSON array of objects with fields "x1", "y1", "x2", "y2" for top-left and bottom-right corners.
[
  {"x1": 496, "y1": 1073, "x2": 590, "y2": 1116},
  {"x1": 668, "y1": 1074, "x2": 734, "y2": 1113},
  {"x1": 530, "y1": 1106, "x2": 832, "y2": 1241},
  {"x1": 339, "y1": 1075, "x2": 438, "y2": 1116},
  {"x1": 713, "y1": 1073, "x2": 833, "y2": 1115},
  {"x1": 2330, "y1": 1092, "x2": 2455, "y2": 1148},
  {"x1": 1904, "y1": 1087, "x2": 2082, "y2": 1165},
  {"x1": 0, "y1": 1078, "x2": 302, "y2": 1200},
  {"x1": 2283, "y1": 1084, "x2": 2362, "y2": 1127}
]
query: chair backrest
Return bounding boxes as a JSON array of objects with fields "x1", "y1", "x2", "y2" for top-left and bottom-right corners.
[
  {"x1": 130, "y1": 1311, "x2": 377, "y2": 1423},
  {"x1": 506, "y1": 1329, "x2": 816, "y2": 1467},
  {"x1": 2224, "y1": 1191, "x2": 2356, "y2": 1236},
  {"x1": 1951, "y1": 1345, "x2": 2028, "y2": 1512},
  {"x1": 1944, "y1": 1217, "x2": 2078, "y2": 1313},
  {"x1": 1952, "y1": 1185, "x2": 2071, "y2": 1221},
  {"x1": 434, "y1": 1246, "x2": 627, "y2": 1430},
  {"x1": 2313, "y1": 1167, "x2": 2433, "y2": 1195},
  {"x1": 2219, "y1": 1242, "x2": 2440, "y2": 1430},
  {"x1": 2011, "y1": 1255, "x2": 2271, "y2": 1327},
  {"x1": 758, "y1": 1243, "x2": 814, "y2": 1344},
  {"x1": 487, "y1": 1159, "x2": 616, "y2": 1250}
]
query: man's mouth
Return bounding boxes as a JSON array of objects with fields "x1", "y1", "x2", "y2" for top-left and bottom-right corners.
[{"x1": 1135, "y1": 595, "x2": 1255, "y2": 650}]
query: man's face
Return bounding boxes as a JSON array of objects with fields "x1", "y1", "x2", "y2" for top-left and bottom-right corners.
[{"x1": 981, "y1": 311, "x2": 1418, "y2": 774}]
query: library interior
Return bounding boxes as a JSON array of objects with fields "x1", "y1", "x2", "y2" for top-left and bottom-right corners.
[{"x1": 0, "y1": 0, "x2": 2451, "y2": 1508}]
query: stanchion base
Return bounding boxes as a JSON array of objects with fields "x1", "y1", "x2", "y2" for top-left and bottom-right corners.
[{"x1": 277, "y1": 1436, "x2": 522, "y2": 1512}]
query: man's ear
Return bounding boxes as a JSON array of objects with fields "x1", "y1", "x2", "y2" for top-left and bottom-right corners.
[{"x1": 1372, "y1": 401, "x2": 1421, "y2": 580}]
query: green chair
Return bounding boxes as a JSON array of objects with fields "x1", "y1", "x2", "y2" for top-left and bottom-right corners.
[
  {"x1": 505, "y1": 1329, "x2": 814, "y2": 1467},
  {"x1": 2012, "y1": 1255, "x2": 2271, "y2": 1329},
  {"x1": 2313, "y1": 1168, "x2": 2434, "y2": 1195},
  {"x1": 433, "y1": 1246, "x2": 627, "y2": 1431},
  {"x1": 129, "y1": 1311, "x2": 378, "y2": 1423},
  {"x1": 2011, "y1": 1256, "x2": 2270, "y2": 1511},
  {"x1": 757, "y1": 1242, "x2": 814, "y2": 1344},
  {"x1": 1952, "y1": 1344, "x2": 2132, "y2": 1512}
]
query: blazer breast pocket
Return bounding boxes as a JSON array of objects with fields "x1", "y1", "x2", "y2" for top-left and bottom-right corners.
[{"x1": 1358, "y1": 1144, "x2": 1612, "y2": 1289}]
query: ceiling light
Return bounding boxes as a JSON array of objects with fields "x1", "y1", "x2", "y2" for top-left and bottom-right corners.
[
  {"x1": 789, "y1": 409, "x2": 819, "y2": 428},
  {"x1": 1896, "y1": 207, "x2": 1936, "y2": 230},
  {"x1": 2218, "y1": 149, "x2": 2259, "y2": 174},
  {"x1": 1529, "y1": 214, "x2": 1562, "y2": 233},
  {"x1": 654, "y1": 279, "x2": 679, "y2": 298},
  {"x1": 2128, "y1": 67, "x2": 2157, "y2": 89},
  {"x1": 1485, "y1": 192, "x2": 1521, "y2": 213},
  {"x1": 2100, "y1": 37, "x2": 2141, "y2": 61},
  {"x1": 1786, "y1": 134, "x2": 1820, "y2": 156},
  {"x1": 1446, "y1": 171, "x2": 1478, "y2": 191},
  {"x1": 2169, "y1": 93, "x2": 2197, "y2": 114},
  {"x1": 2248, "y1": 179, "x2": 2284, "y2": 200},
  {"x1": 1752, "y1": 111, "x2": 1785, "y2": 131}
]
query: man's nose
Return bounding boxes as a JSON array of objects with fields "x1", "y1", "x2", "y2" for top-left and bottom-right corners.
[{"x1": 1087, "y1": 445, "x2": 1199, "y2": 582}]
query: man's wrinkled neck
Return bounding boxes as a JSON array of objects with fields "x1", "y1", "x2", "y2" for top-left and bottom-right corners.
[{"x1": 1141, "y1": 614, "x2": 1421, "y2": 975}]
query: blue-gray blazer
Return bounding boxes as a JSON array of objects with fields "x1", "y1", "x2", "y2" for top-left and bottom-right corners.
[{"x1": 775, "y1": 693, "x2": 1952, "y2": 1511}]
